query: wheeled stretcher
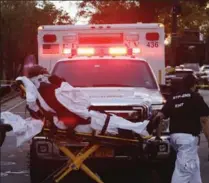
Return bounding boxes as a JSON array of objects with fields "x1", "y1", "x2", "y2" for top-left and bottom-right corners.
[
  {"x1": 13, "y1": 79, "x2": 166, "y2": 183},
  {"x1": 39, "y1": 127, "x2": 155, "y2": 183}
]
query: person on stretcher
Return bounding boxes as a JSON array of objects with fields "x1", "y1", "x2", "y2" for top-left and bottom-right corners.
[
  {"x1": 0, "y1": 65, "x2": 159, "y2": 147},
  {"x1": 24, "y1": 65, "x2": 90, "y2": 130}
]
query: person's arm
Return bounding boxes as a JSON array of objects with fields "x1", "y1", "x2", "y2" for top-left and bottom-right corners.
[
  {"x1": 155, "y1": 112, "x2": 165, "y2": 138},
  {"x1": 152, "y1": 99, "x2": 171, "y2": 139},
  {"x1": 196, "y1": 94, "x2": 209, "y2": 146},
  {"x1": 200, "y1": 116, "x2": 209, "y2": 147}
]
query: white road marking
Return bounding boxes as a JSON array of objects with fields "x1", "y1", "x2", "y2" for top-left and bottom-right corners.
[
  {"x1": 0, "y1": 170, "x2": 29, "y2": 177},
  {"x1": 5, "y1": 100, "x2": 25, "y2": 112},
  {"x1": 0, "y1": 161, "x2": 16, "y2": 166}
]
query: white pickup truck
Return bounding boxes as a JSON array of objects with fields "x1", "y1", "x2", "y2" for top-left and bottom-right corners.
[{"x1": 29, "y1": 56, "x2": 175, "y2": 183}]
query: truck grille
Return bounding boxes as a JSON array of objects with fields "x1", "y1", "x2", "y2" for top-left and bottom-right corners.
[{"x1": 89, "y1": 105, "x2": 149, "y2": 122}]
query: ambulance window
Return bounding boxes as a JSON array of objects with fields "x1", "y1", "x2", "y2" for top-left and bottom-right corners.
[
  {"x1": 146, "y1": 32, "x2": 159, "y2": 41},
  {"x1": 43, "y1": 34, "x2": 57, "y2": 42},
  {"x1": 52, "y1": 60, "x2": 158, "y2": 89}
]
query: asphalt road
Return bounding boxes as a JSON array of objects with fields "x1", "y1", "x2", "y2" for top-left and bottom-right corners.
[{"x1": 0, "y1": 90, "x2": 209, "y2": 183}]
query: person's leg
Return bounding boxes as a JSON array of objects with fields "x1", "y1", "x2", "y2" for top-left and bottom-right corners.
[
  {"x1": 190, "y1": 155, "x2": 202, "y2": 183},
  {"x1": 170, "y1": 134, "x2": 201, "y2": 183},
  {"x1": 171, "y1": 152, "x2": 192, "y2": 183}
]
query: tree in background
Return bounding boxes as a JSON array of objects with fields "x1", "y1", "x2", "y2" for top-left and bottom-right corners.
[
  {"x1": 76, "y1": 0, "x2": 208, "y2": 35},
  {"x1": 76, "y1": 0, "x2": 209, "y2": 65},
  {"x1": 159, "y1": 1, "x2": 209, "y2": 65},
  {"x1": 0, "y1": 0, "x2": 72, "y2": 80}
]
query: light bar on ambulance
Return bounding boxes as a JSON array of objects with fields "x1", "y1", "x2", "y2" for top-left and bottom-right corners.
[
  {"x1": 132, "y1": 48, "x2": 141, "y2": 54},
  {"x1": 64, "y1": 47, "x2": 142, "y2": 57},
  {"x1": 63, "y1": 48, "x2": 72, "y2": 54},
  {"x1": 77, "y1": 47, "x2": 95, "y2": 56},
  {"x1": 108, "y1": 47, "x2": 127, "y2": 56}
]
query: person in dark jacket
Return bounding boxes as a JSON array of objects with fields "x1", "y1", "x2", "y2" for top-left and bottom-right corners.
[{"x1": 153, "y1": 74, "x2": 209, "y2": 183}]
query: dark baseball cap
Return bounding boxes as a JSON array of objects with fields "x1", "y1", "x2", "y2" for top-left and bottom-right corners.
[{"x1": 183, "y1": 73, "x2": 198, "y2": 89}]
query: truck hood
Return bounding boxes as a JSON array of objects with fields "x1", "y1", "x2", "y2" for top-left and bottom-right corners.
[{"x1": 78, "y1": 87, "x2": 164, "y2": 106}]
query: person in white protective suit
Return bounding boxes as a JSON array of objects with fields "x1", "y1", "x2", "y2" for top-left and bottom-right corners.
[{"x1": 154, "y1": 74, "x2": 209, "y2": 183}]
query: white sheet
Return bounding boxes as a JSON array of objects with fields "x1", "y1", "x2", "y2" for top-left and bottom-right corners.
[
  {"x1": 55, "y1": 82, "x2": 91, "y2": 120},
  {"x1": 9, "y1": 75, "x2": 152, "y2": 144},
  {"x1": 74, "y1": 111, "x2": 149, "y2": 135},
  {"x1": 1, "y1": 112, "x2": 43, "y2": 147},
  {"x1": 55, "y1": 82, "x2": 151, "y2": 135},
  {"x1": 16, "y1": 76, "x2": 56, "y2": 113},
  {"x1": 16, "y1": 76, "x2": 67, "y2": 130}
]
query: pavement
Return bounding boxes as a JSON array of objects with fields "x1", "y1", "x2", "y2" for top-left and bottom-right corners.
[{"x1": 0, "y1": 90, "x2": 209, "y2": 183}]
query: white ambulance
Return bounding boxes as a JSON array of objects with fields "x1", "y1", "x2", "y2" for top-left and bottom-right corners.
[
  {"x1": 37, "y1": 23, "x2": 165, "y2": 84},
  {"x1": 31, "y1": 24, "x2": 174, "y2": 183}
]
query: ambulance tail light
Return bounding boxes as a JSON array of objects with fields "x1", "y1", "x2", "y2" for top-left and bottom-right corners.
[
  {"x1": 108, "y1": 47, "x2": 127, "y2": 56},
  {"x1": 63, "y1": 48, "x2": 72, "y2": 55},
  {"x1": 77, "y1": 47, "x2": 95, "y2": 56}
]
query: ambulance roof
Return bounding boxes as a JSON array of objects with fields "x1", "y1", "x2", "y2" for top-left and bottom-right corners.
[{"x1": 38, "y1": 23, "x2": 164, "y2": 31}]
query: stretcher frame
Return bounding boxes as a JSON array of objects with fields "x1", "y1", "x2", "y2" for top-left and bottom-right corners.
[
  {"x1": 16, "y1": 82, "x2": 157, "y2": 183},
  {"x1": 41, "y1": 128, "x2": 153, "y2": 183}
]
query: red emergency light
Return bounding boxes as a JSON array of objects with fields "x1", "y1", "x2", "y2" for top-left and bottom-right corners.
[
  {"x1": 43, "y1": 34, "x2": 57, "y2": 42},
  {"x1": 146, "y1": 32, "x2": 159, "y2": 41},
  {"x1": 78, "y1": 33, "x2": 123, "y2": 44}
]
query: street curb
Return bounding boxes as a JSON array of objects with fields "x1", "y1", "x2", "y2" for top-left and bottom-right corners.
[{"x1": 0, "y1": 92, "x2": 19, "y2": 104}]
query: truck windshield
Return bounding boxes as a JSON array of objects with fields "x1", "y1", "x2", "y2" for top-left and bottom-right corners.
[{"x1": 52, "y1": 59, "x2": 158, "y2": 89}]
